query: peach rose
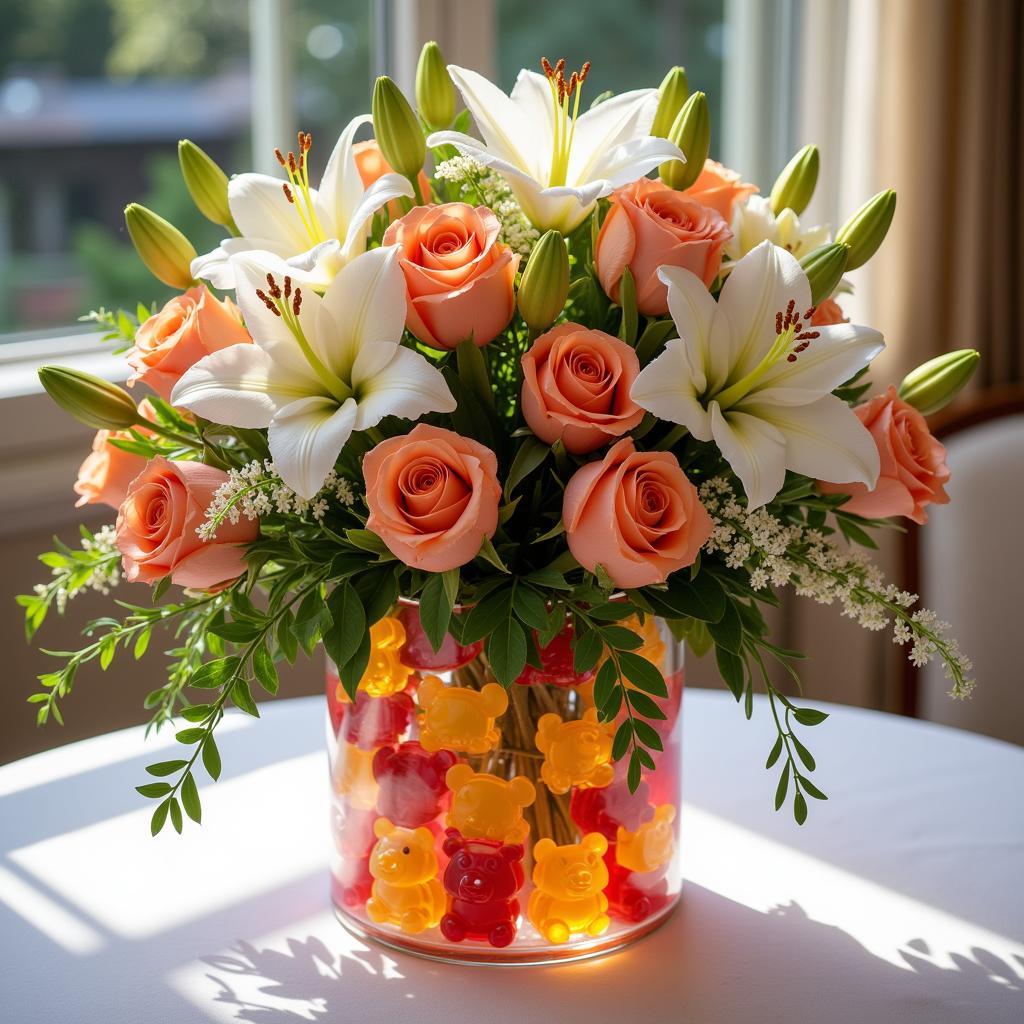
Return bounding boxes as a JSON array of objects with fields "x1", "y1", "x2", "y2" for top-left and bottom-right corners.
[
  {"x1": 682, "y1": 159, "x2": 758, "y2": 221},
  {"x1": 382, "y1": 203, "x2": 519, "y2": 350},
  {"x1": 596, "y1": 178, "x2": 731, "y2": 316},
  {"x1": 563, "y1": 437, "x2": 713, "y2": 588},
  {"x1": 127, "y1": 286, "x2": 251, "y2": 400},
  {"x1": 818, "y1": 386, "x2": 951, "y2": 524},
  {"x1": 521, "y1": 323, "x2": 645, "y2": 454},
  {"x1": 811, "y1": 297, "x2": 848, "y2": 327},
  {"x1": 115, "y1": 457, "x2": 258, "y2": 589},
  {"x1": 74, "y1": 399, "x2": 158, "y2": 509},
  {"x1": 353, "y1": 139, "x2": 431, "y2": 215},
  {"x1": 363, "y1": 424, "x2": 501, "y2": 573}
]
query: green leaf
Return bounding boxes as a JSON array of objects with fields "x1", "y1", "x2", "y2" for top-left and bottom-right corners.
[
  {"x1": 461, "y1": 587, "x2": 513, "y2": 644},
  {"x1": 338, "y1": 630, "x2": 372, "y2": 700},
  {"x1": 169, "y1": 797, "x2": 183, "y2": 834},
  {"x1": 189, "y1": 657, "x2": 240, "y2": 690},
  {"x1": 151, "y1": 799, "x2": 170, "y2": 836},
  {"x1": 419, "y1": 572, "x2": 455, "y2": 653},
  {"x1": 201, "y1": 734, "x2": 222, "y2": 781},
  {"x1": 176, "y1": 727, "x2": 206, "y2": 745},
  {"x1": 145, "y1": 759, "x2": 187, "y2": 777},
  {"x1": 356, "y1": 565, "x2": 400, "y2": 626},
  {"x1": 774, "y1": 762, "x2": 790, "y2": 811},
  {"x1": 793, "y1": 791, "x2": 808, "y2": 825},
  {"x1": 600, "y1": 685, "x2": 623, "y2": 721},
  {"x1": 837, "y1": 515, "x2": 878, "y2": 549},
  {"x1": 230, "y1": 678, "x2": 260, "y2": 717},
  {"x1": 634, "y1": 317, "x2": 677, "y2": 365},
  {"x1": 765, "y1": 736, "x2": 783, "y2": 769},
  {"x1": 627, "y1": 748, "x2": 643, "y2": 793},
  {"x1": 618, "y1": 266, "x2": 638, "y2": 345},
  {"x1": 442, "y1": 568, "x2": 460, "y2": 608},
  {"x1": 323, "y1": 582, "x2": 366, "y2": 670},
  {"x1": 643, "y1": 571, "x2": 727, "y2": 623},
  {"x1": 136, "y1": 782, "x2": 172, "y2": 799},
  {"x1": 800, "y1": 777, "x2": 828, "y2": 801},
  {"x1": 208, "y1": 621, "x2": 261, "y2": 643},
  {"x1": 133, "y1": 627, "x2": 152, "y2": 660},
  {"x1": 276, "y1": 611, "x2": 298, "y2": 663},
  {"x1": 593, "y1": 658, "x2": 618, "y2": 709},
  {"x1": 487, "y1": 616, "x2": 528, "y2": 686},
  {"x1": 715, "y1": 646, "x2": 745, "y2": 699},
  {"x1": 505, "y1": 437, "x2": 548, "y2": 498},
  {"x1": 587, "y1": 602, "x2": 635, "y2": 622},
  {"x1": 181, "y1": 772, "x2": 202, "y2": 824},
  {"x1": 252, "y1": 645, "x2": 279, "y2": 694},
  {"x1": 456, "y1": 338, "x2": 495, "y2": 412},
  {"x1": 708, "y1": 600, "x2": 743, "y2": 654},
  {"x1": 791, "y1": 733, "x2": 816, "y2": 770},
  {"x1": 344, "y1": 529, "x2": 391, "y2": 554},
  {"x1": 612, "y1": 719, "x2": 633, "y2": 761},
  {"x1": 625, "y1": 689, "x2": 667, "y2": 721},
  {"x1": 632, "y1": 718, "x2": 664, "y2": 751},
  {"x1": 792, "y1": 707, "x2": 829, "y2": 726},
  {"x1": 476, "y1": 535, "x2": 510, "y2": 573},
  {"x1": 618, "y1": 651, "x2": 668, "y2": 697},
  {"x1": 598, "y1": 625, "x2": 644, "y2": 651},
  {"x1": 152, "y1": 576, "x2": 172, "y2": 603},
  {"x1": 512, "y1": 585, "x2": 549, "y2": 631},
  {"x1": 572, "y1": 628, "x2": 603, "y2": 674}
]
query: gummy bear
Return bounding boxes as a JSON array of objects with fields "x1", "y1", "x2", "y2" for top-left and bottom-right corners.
[
  {"x1": 417, "y1": 675, "x2": 508, "y2": 755},
  {"x1": 445, "y1": 763, "x2": 536, "y2": 845},
  {"x1": 535, "y1": 708, "x2": 614, "y2": 795},
  {"x1": 570, "y1": 761, "x2": 654, "y2": 839},
  {"x1": 331, "y1": 806, "x2": 377, "y2": 909},
  {"x1": 343, "y1": 690, "x2": 414, "y2": 750},
  {"x1": 365, "y1": 817, "x2": 446, "y2": 934},
  {"x1": 514, "y1": 623, "x2": 595, "y2": 687},
  {"x1": 352, "y1": 617, "x2": 414, "y2": 699},
  {"x1": 333, "y1": 743, "x2": 380, "y2": 810},
  {"x1": 397, "y1": 603, "x2": 483, "y2": 672},
  {"x1": 372, "y1": 741, "x2": 458, "y2": 828},
  {"x1": 326, "y1": 670, "x2": 346, "y2": 735},
  {"x1": 616, "y1": 803, "x2": 676, "y2": 873},
  {"x1": 527, "y1": 833, "x2": 610, "y2": 943},
  {"x1": 604, "y1": 851, "x2": 671, "y2": 923},
  {"x1": 440, "y1": 829, "x2": 525, "y2": 947}
]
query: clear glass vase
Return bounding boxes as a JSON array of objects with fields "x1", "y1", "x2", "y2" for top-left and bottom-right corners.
[{"x1": 325, "y1": 603, "x2": 684, "y2": 966}]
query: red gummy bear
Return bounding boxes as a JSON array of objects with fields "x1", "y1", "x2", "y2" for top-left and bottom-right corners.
[
  {"x1": 570, "y1": 767, "x2": 654, "y2": 839},
  {"x1": 603, "y1": 849, "x2": 670, "y2": 923},
  {"x1": 343, "y1": 690, "x2": 414, "y2": 750},
  {"x1": 331, "y1": 806, "x2": 377, "y2": 909},
  {"x1": 514, "y1": 624, "x2": 595, "y2": 687},
  {"x1": 440, "y1": 829, "x2": 525, "y2": 947},
  {"x1": 372, "y1": 741, "x2": 458, "y2": 828},
  {"x1": 397, "y1": 604, "x2": 483, "y2": 672}
]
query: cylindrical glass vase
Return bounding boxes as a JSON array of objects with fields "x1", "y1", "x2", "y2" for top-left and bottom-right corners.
[{"x1": 325, "y1": 605, "x2": 684, "y2": 966}]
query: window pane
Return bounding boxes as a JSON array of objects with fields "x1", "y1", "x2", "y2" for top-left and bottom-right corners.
[{"x1": 496, "y1": 0, "x2": 726, "y2": 153}]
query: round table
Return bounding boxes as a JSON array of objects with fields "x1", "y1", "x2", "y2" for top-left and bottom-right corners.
[{"x1": 1, "y1": 692, "x2": 1021, "y2": 1023}]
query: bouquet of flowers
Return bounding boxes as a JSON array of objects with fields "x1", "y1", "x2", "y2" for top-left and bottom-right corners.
[{"x1": 23, "y1": 46, "x2": 977, "y2": 846}]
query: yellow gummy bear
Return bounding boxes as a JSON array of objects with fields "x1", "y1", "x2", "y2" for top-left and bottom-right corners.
[
  {"x1": 365, "y1": 817, "x2": 446, "y2": 934},
  {"x1": 616, "y1": 803, "x2": 677, "y2": 873},
  {"x1": 333, "y1": 743, "x2": 379, "y2": 810},
  {"x1": 417, "y1": 675, "x2": 508, "y2": 755},
  {"x1": 528, "y1": 833, "x2": 611, "y2": 944},
  {"x1": 340, "y1": 616, "x2": 411, "y2": 701},
  {"x1": 535, "y1": 708, "x2": 614, "y2": 795},
  {"x1": 445, "y1": 763, "x2": 536, "y2": 845}
]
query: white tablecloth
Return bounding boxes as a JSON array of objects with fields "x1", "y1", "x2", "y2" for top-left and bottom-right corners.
[{"x1": 0, "y1": 692, "x2": 1021, "y2": 1023}]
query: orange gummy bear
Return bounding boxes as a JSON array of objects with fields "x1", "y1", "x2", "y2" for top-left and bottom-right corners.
[
  {"x1": 417, "y1": 675, "x2": 508, "y2": 754},
  {"x1": 340, "y1": 616, "x2": 412, "y2": 701},
  {"x1": 527, "y1": 833, "x2": 611, "y2": 943},
  {"x1": 445, "y1": 763, "x2": 536, "y2": 844},
  {"x1": 616, "y1": 803, "x2": 677, "y2": 872},
  {"x1": 535, "y1": 708, "x2": 614, "y2": 795},
  {"x1": 365, "y1": 817, "x2": 446, "y2": 934},
  {"x1": 333, "y1": 743, "x2": 380, "y2": 810}
]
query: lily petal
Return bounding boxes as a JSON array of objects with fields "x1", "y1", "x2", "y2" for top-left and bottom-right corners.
[
  {"x1": 569, "y1": 88, "x2": 660, "y2": 181},
  {"x1": 744, "y1": 394, "x2": 881, "y2": 488},
  {"x1": 658, "y1": 264, "x2": 718, "y2": 386},
  {"x1": 228, "y1": 173, "x2": 311, "y2": 253},
  {"x1": 630, "y1": 339, "x2": 712, "y2": 441},
  {"x1": 583, "y1": 135, "x2": 685, "y2": 191},
  {"x1": 352, "y1": 346, "x2": 456, "y2": 431},
  {"x1": 338, "y1": 172, "x2": 414, "y2": 261},
  {"x1": 191, "y1": 235, "x2": 295, "y2": 290},
  {"x1": 710, "y1": 401, "x2": 787, "y2": 509},
  {"x1": 316, "y1": 113, "x2": 372, "y2": 233},
  {"x1": 268, "y1": 396, "x2": 358, "y2": 499},
  {"x1": 444, "y1": 65, "x2": 534, "y2": 170}
]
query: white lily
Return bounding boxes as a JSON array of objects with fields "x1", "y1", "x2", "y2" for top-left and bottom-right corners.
[
  {"x1": 428, "y1": 62, "x2": 684, "y2": 234},
  {"x1": 631, "y1": 241, "x2": 884, "y2": 509},
  {"x1": 724, "y1": 194, "x2": 830, "y2": 263},
  {"x1": 171, "y1": 246, "x2": 455, "y2": 499},
  {"x1": 191, "y1": 115, "x2": 413, "y2": 291}
]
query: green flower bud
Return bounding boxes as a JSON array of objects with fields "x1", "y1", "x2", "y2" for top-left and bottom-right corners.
[
  {"x1": 835, "y1": 189, "x2": 897, "y2": 270},
  {"x1": 898, "y1": 349, "x2": 980, "y2": 416},
  {"x1": 660, "y1": 91, "x2": 708, "y2": 191},
  {"x1": 650, "y1": 66, "x2": 689, "y2": 138},
  {"x1": 518, "y1": 230, "x2": 569, "y2": 331},
  {"x1": 38, "y1": 366, "x2": 140, "y2": 431},
  {"x1": 800, "y1": 243, "x2": 849, "y2": 306},
  {"x1": 372, "y1": 76, "x2": 426, "y2": 186},
  {"x1": 178, "y1": 139, "x2": 237, "y2": 232},
  {"x1": 416, "y1": 41, "x2": 456, "y2": 131},
  {"x1": 769, "y1": 144, "x2": 819, "y2": 216},
  {"x1": 124, "y1": 203, "x2": 197, "y2": 290}
]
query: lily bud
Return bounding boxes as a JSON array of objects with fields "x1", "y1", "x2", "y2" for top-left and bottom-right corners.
[
  {"x1": 898, "y1": 349, "x2": 980, "y2": 416},
  {"x1": 124, "y1": 203, "x2": 197, "y2": 289},
  {"x1": 416, "y1": 41, "x2": 456, "y2": 131},
  {"x1": 660, "y1": 91, "x2": 707, "y2": 191},
  {"x1": 769, "y1": 144, "x2": 819, "y2": 216},
  {"x1": 38, "y1": 367, "x2": 140, "y2": 431},
  {"x1": 835, "y1": 189, "x2": 897, "y2": 270},
  {"x1": 800, "y1": 243, "x2": 849, "y2": 305},
  {"x1": 650, "y1": 66, "x2": 689, "y2": 138},
  {"x1": 518, "y1": 230, "x2": 569, "y2": 331},
  {"x1": 372, "y1": 76, "x2": 426, "y2": 185},
  {"x1": 178, "y1": 140, "x2": 236, "y2": 231}
]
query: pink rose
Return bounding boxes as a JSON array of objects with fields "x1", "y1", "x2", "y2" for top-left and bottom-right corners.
[
  {"x1": 74, "y1": 399, "x2": 158, "y2": 509},
  {"x1": 521, "y1": 323, "x2": 645, "y2": 454},
  {"x1": 596, "y1": 178, "x2": 731, "y2": 316},
  {"x1": 811, "y1": 297, "x2": 848, "y2": 327},
  {"x1": 353, "y1": 139, "x2": 431, "y2": 218},
  {"x1": 682, "y1": 159, "x2": 758, "y2": 220},
  {"x1": 127, "y1": 286, "x2": 251, "y2": 400},
  {"x1": 115, "y1": 457, "x2": 258, "y2": 589},
  {"x1": 363, "y1": 424, "x2": 501, "y2": 573},
  {"x1": 818, "y1": 386, "x2": 951, "y2": 524},
  {"x1": 563, "y1": 438, "x2": 713, "y2": 588},
  {"x1": 382, "y1": 203, "x2": 519, "y2": 350}
]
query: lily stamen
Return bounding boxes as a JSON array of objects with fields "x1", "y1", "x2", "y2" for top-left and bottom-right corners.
[
  {"x1": 275, "y1": 131, "x2": 327, "y2": 246},
  {"x1": 541, "y1": 56, "x2": 592, "y2": 187}
]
